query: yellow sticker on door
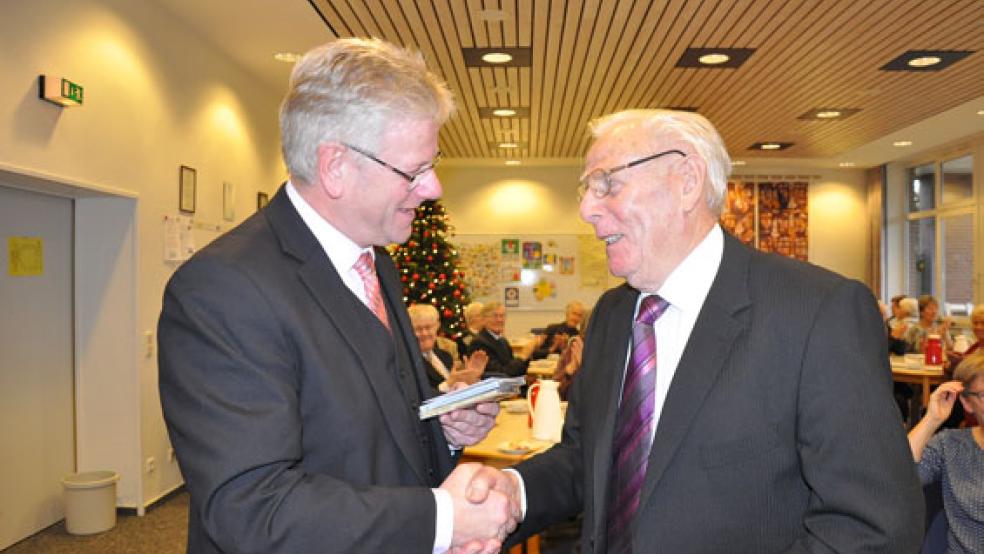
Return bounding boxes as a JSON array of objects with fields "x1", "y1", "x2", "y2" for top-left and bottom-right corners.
[{"x1": 8, "y1": 237, "x2": 43, "y2": 276}]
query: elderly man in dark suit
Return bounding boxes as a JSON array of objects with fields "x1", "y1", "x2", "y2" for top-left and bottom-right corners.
[
  {"x1": 472, "y1": 109, "x2": 924, "y2": 552},
  {"x1": 468, "y1": 302, "x2": 543, "y2": 377},
  {"x1": 158, "y1": 38, "x2": 517, "y2": 554}
]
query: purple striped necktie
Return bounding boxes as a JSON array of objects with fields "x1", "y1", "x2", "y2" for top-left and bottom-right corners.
[{"x1": 606, "y1": 294, "x2": 669, "y2": 553}]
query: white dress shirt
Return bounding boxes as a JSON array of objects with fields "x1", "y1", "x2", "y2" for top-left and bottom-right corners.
[{"x1": 286, "y1": 182, "x2": 454, "y2": 553}]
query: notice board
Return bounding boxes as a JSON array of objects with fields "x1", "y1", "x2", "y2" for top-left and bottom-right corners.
[{"x1": 454, "y1": 234, "x2": 617, "y2": 311}]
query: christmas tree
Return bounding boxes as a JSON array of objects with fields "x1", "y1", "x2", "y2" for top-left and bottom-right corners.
[{"x1": 391, "y1": 200, "x2": 471, "y2": 340}]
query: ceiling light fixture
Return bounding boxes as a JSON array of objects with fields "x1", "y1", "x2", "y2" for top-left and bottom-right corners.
[
  {"x1": 838, "y1": 162, "x2": 856, "y2": 167},
  {"x1": 907, "y1": 56, "x2": 941, "y2": 68},
  {"x1": 893, "y1": 140, "x2": 913, "y2": 147},
  {"x1": 481, "y1": 52, "x2": 513, "y2": 64},
  {"x1": 676, "y1": 47, "x2": 756, "y2": 69},
  {"x1": 274, "y1": 52, "x2": 300, "y2": 63},
  {"x1": 463, "y1": 48, "x2": 532, "y2": 68},
  {"x1": 505, "y1": 160, "x2": 521, "y2": 166},
  {"x1": 492, "y1": 108, "x2": 516, "y2": 117},
  {"x1": 731, "y1": 161, "x2": 746, "y2": 166},
  {"x1": 816, "y1": 110, "x2": 842, "y2": 119},
  {"x1": 798, "y1": 107, "x2": 861, "y2": 120},
  {"x1": 698, "y1": 53, "x2": 730, "y2": 65},
  {"x1": 498, "y1": 142, "x2": 519, "y2": 148},
  {"x1": 478, "y1": 107, "x2": 529, "y2": 119},
  {"x1": 881, "y1": 50, "x2": 973, "y2": 71},
  {"x1": 748, "y1": 142, "x2": 793, "y2": 151},
  {"x1": 977, "y1": 110, "x2": 984, "y2": 116}
]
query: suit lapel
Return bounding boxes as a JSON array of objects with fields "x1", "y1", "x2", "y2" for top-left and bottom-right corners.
[
  {"x1": 590, "y1": 285, "x2": 639, "y2": 537},
  {"x1": 264, "y1": 187, "x2": 430, "y2": 484},
  {"x1": 636, "y1": 234, "x2": 752, "y2": 514}
]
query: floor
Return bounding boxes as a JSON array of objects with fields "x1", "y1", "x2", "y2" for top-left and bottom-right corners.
[
  {"x1": 2, "y1": 489, "x2": 579, "y2": 553},
  {"x1": 2, "y1": 491, "x2": 188, "y2": 554}
]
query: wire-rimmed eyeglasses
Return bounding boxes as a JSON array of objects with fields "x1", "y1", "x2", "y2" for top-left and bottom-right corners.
[
  {"x1": 344, "y1": 143, "x2": 443, "y2": 191},
  {"x1": 577, "y1": 149, "x2": 686, "y2": 200},
  {"x1": 961, "y1": 389, "x2": 984, "y2": 400}
]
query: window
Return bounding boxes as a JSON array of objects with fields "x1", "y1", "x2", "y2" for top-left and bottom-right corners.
[{"x1": 905, "y1": 154, "x2": 975, "y2": 317}]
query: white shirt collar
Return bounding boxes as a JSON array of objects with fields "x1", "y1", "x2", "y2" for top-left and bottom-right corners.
[
  {"x1": 285, "y1": 181, "x2": 375, "y2": 303},
  {"x1": 650, "y1": 224, "x2": 724, "y2": 314}
]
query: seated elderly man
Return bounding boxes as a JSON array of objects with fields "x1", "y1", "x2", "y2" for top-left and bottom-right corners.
[
  {"x1": 468, "y1": 302, "x2": 542, "y2": 377},
  {"x1": 532, "y1": 301, "x2": 586, "y2": 359},
  {"x1": 408, "y1": 303, "x2": 486, "y2": 393}
]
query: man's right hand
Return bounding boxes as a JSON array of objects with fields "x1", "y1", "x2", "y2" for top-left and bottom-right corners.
[{"x1": 439, "y1": 463, "x2": 519, "y2": 552}]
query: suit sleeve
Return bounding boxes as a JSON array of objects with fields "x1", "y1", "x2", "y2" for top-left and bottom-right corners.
[
  {"x1": 158, "y1": 258, "x2": 436, "y2": 553},
  {"x1": 789, "y1": 280, "x2": 924, "y2": 552}
]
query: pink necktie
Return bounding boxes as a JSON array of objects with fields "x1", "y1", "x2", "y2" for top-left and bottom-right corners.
[
  {"x1": 353, "y1": 252, "x2": 390, "y2": 331},
  {"x1": 606, "y1": 294, "x2": 669, "y2": 553}
]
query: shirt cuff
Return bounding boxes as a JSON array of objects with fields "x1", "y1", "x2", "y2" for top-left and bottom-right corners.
[
  {"x1": 432, "y1": 488, "x2": 453, "y2": 553},
  {"x1": 503, "y1": 468, "x2": 528, "y2": 519}
]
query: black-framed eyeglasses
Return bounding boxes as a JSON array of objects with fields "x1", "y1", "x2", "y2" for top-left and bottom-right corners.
[
  {"x1": 578, "y1": 149, "x2": 686, "y2": 200},
  {"x1": 961, "y1": 390, "x2": 984, "y2": 400},
  {"x1": 344, "y1": 143, "x2": 443, "y2": 191}
]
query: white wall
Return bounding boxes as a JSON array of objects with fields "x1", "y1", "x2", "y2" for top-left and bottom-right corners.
[
  {"x1": 439, "y1": 161, "x2": 870, "y2": 335},
  {"x1": 0, "y1": 0, "x2": 285, "y2": 508}
]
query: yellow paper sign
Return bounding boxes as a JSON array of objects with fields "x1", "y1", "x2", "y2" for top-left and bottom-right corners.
[{"x1": 8, "y1": 237, "x2": 44, "y2": 276}]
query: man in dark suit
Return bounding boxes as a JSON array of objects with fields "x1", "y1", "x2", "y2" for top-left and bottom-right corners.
[
  {"x1": 475, "y1": 109, "x2": 924, "y2": 552},
  {"x1": 468, "y1": 302, "x2": 543, "y2": 377},
  {"x1": 531, "y1": 301, "x2": 586, "y2": 359},
  {"x1": 158, "y1": 38, "x2": 516, "y2": 553}
]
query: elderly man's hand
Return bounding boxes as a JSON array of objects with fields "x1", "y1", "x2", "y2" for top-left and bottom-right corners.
[{"x1": 440, "y1": 384, "x2": 499, "y2": 448}]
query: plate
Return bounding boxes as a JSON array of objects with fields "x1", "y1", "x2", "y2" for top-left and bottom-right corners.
[
  {"x1": 497, "y1": 441, "x2": 533, "y2": 455},
  {"x1": 501, "y1": 399, "x2": 528, "y2": 414}
]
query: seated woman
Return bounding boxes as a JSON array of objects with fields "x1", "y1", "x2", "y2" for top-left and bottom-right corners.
[
  {"x1": 907, "y1": 353, "x2": 984, "y2": 553},
  {"x1": 904, "y1": 295, "x2": 954, "y2": 354},
  {"x1": 408, "y1": 303, "x2": 486, "y2": 393},
  {"x1": 551, "y1": 308, "x2": 590, "y2": 401}
]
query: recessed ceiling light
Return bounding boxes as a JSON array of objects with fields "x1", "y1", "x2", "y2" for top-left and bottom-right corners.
[
  {"x1": 881, "y1": 50, "x2": 973, "y2": 72},
  {"x1": 893, "y1": 140, "x2": 913, "y2": 147},
  {"x1": 798, "y1": 107, "x2": 861, "y2": 120},
  {"x1": 274, "y1": 52, "x2": 300, "y2": 63},
  {"x1": 907, "y1": 56, "x2": 942, "y2": 68},
  {"x1": 731, "y1": 160, "x2": 746, "y2": 166},
  {"x1": 977, "y1": 109, "x2": 984, "y2": 116},
  {"x1": 839, "y1": 162, "x2": 856, "y2": 167},
  {"x1": 481, "y1": 52, "x2": 513, "y2": 64},
  {"x1": 478, "y1": 107, "x2": 530, "y2": 119},
  {"x1": 698, "y1": 53, "x2": 730, "y2": 65},
  {"x1": 748, "y1": 142, "x2": 793, "y2": 151},
  {"x1": 676, "y1": 47, "x2": 756, "y2": 69},
  {"x1": 498, "y1": 142, "x2": 519, "y2": 148},
  {"x1": 505, "y1": 160, "x2": 521, "y2": 166},
  {"x1": 462, "y1": 48, "x2": 532, "y2": 68},
  {"x1": 492, "y1": 108, "x2": 516, "y2": 117}
]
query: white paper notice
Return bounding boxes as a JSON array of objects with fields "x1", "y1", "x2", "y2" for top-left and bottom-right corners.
[{"x1": 164, "y1": 215, "x2": 196, "y2": 262}]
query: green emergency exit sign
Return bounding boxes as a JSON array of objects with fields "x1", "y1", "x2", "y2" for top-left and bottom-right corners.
[{"x1": 39, "y1": 75, "x2": 84, "y2": 107}]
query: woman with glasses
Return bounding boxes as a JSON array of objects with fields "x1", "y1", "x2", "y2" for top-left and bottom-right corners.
[{"x1": 907, "y1": 353, "x2": 984, "y2": 553}]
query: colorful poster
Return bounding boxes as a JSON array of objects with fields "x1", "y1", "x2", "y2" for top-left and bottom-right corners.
[
  {"x1": 559, "y1": 256, "x2": 575, "y2": 275},
  {"x1": 758, "y1": 181, "x2": 808, "y2": 261},
  {"x1": 501, "y1": 239, "x2": 519, "y2": 257},
  {"x1": 8, "y1": 236, "x2": 43, "y2": 276},
  {"x1": 720, "y1": 181, "x2": 756, "y2": 247},
  {"x1": 522, "y1": 241, "x2": 542, "y2": 269},
  {"x1": 504, "y1": 286, "x2": 520, "y2": 307}
]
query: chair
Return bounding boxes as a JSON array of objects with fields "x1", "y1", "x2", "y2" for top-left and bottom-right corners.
[{"x1": 921, "y1": 482, "x2": 948, "y2": 554}]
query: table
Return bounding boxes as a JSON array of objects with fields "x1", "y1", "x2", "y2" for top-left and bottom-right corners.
[
  {"x1": 890, "y1": 357, "x2": 946, "y2": 408},
  {"x1": 527, "y1": 359, "x2": 558, "y2": 378},
  {"x1": 462, "y1": 408, "x2": 558, "y2": 554}
]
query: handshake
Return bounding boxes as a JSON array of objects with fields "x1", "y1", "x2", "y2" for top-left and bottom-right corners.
[{"x1": 439, "y1": 463, "x2": 523, "y2": 554}]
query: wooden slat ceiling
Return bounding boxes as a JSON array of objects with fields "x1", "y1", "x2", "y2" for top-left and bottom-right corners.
[{"x1": 307, "y1": 0, "x2": 983, "y2": 160}]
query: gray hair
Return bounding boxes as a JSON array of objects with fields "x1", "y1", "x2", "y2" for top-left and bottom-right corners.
[
  {"x1": 953, "y1": 351, "x2": 984, "y2": 387},
  {"x1": 407, "y1": 303, "x2": 439, "y2": 324},
  {"x1": 463, "y1": 301, "x2": 484, "y2": 321},
  {"x1": 279, "y1": 37, "x2": 455, "y2": 185},
  {"x1": 588, "y1": 109, "x2": 731, "y2": 215},
  {"x1": 481, "y1": 301, "x2": 503, "y2": 318}
]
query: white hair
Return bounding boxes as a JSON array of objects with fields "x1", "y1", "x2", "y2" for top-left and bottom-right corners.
[{"x1": 589, "y1": 109, "x2": 731, "y2": 215}]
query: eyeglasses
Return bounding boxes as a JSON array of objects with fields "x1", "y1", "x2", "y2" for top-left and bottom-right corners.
[
  {"x1": 578, "y1": 149, "x2": 686, "y2": 200},
  {"x1": 961, "y1": 390, "x2": 984, "y2": 400},
  {"x1": 344, "y1": 143, "x2": 443, "y2": 191}
]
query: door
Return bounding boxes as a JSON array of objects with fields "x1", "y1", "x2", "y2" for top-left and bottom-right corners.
[{"x1": 0, "y1": 185, "x2": 75, "y2": 548}]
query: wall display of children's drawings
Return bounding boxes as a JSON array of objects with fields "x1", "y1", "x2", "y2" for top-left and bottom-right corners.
[
  {"x1": 720, "y1": 180, "x2": 808, "y2": 261},
  {"x1": 455, "y1": 234, "x2": 616, "y2": 311}
]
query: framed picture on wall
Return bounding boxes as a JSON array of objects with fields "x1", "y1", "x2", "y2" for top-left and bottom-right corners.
[
  {"x1": 257, "y1": 191, "x2": 269, "y2": 210},
  {"x1": 179, "y1": 165, "x2": 196, "y2": 213}
]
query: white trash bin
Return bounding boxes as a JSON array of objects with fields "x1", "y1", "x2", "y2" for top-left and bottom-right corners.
[{"x1": 61, "y1": 470, "x2": 119, "y2": 535}]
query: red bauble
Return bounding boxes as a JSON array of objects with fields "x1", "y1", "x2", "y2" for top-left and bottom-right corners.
[
  {"x1": 427, "y1": 255, "x2": 433, "y2": 262},
  {"x1": 412, "y1": 273, "x2": 419, "y2": 280},
  {"x1": 400, "y1": 275, "x2": 408, "y2": 282},
  {"x1": 439, "y1": 273, "x2": 446, "y2": 280},
  {"x1": 443, "y1": 308, "x2": 453, "y2": 318},
  {"x1": 453, "y1": 290, "x2": 461, "y2": 298},
  {"x1": 422, "y1": 231, "x2": 430, "y2": 238},
  {"x1": 408, "y1": 240, "x2": 416, "y2": 248},
  {"x1": 431, "y1": 243, "x2": 438, "y2": 250},
  {"x1": 428, "y1": 282, "x2": 436, "y2": 290},
  {"x1": 403, "y1": 255, "x2": 411, "y2": 262}
]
